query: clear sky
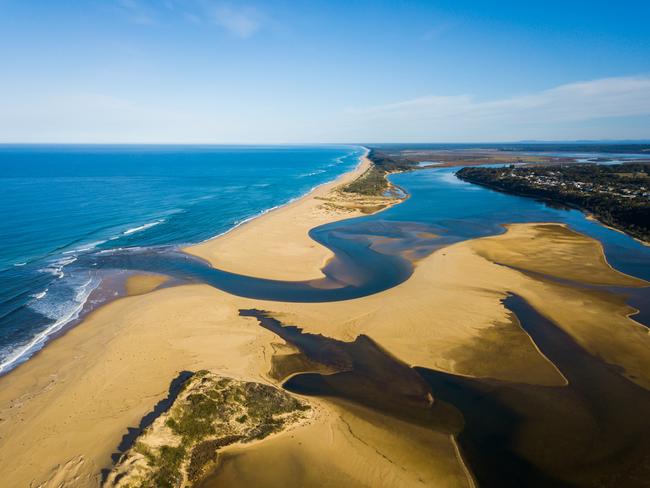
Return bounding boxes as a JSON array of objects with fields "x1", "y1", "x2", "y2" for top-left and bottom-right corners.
[{"x1": 1, "y1": 0, "x2": 649, "y2": 143}]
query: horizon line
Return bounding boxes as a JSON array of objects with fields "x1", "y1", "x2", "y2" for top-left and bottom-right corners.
[{"x1": 1, "y1": 140, "x2": 650, "y2": 146}]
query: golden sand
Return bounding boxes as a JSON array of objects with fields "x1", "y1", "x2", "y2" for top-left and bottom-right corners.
[
  {"x1": 184, "y1": 153, "x2": 384, "y2": 281},
  {"x1": 0, "y1": 156, "x2": 647, "y2": 486},
  {"x1": 124, "y1": 273, "x2": 169, "y2": 296},
  {"x1": 200, "y1": 399, "x2": 471, "y2": 488}
]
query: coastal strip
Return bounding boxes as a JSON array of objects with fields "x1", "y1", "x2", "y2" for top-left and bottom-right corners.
[
  {"x1": 0, "y1": 150, "x2": 648, "y2": 487},
  {"x1": 0, "y1": 148, "x2": 380, "y2": 378},
  {"x1": 183, "y1": 148, "x2": 401, "y2": 281}
]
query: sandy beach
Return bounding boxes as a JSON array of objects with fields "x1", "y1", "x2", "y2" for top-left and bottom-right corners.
[
  {"x1": 0, "y1": 156, "x2": 648, "y2": 487},
  {"x1": 185, "y1": 151, "x2": 387, "y2": 281}
]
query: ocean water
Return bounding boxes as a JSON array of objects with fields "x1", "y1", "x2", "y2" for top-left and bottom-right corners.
[{"x1": 0, "y1": 145, "x2": 364, "y2": 373}]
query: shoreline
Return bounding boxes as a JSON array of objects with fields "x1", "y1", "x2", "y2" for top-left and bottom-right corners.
[
  {"x1": 456, "y1": 171, "x2": 650, "y2": 245},
  {"x1": 0, "y1": 146, "x2": 422, "y2": 487},
  {"x1": 0, "y1": 269, "x2": 172, "y2": 377},
  {"x1": 187, "y1": 146, "x2": 371, "y2": 248},
  {"x1": 585, "y1": 213, "x2": 650, "y2": 247},
  {"x1": 183, "y1": 146, "x2": 401, "y2": 281},
  {"x1": 0, "y1": 147, "x2": 374, "y2": 377}
]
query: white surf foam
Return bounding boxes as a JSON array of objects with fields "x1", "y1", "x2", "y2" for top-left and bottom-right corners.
[
  {"x1": 123, "y1": 219, "x2": 164, "y2": 236},
  {"x1": 0, "y1": 275, "x2": 99, "y2": 374},
  {"x1": 42, "y1": 256, "x2": 77, "y2": 279},
  {"x1": 298, "y1": 169, "x2": 327, "y2": 178},
  {"x1": 31, "y1": 289, "x2": 48, "y2": 300},
  {"x1": 62, "y1": 240, "x2": 108, "y2": 255}
]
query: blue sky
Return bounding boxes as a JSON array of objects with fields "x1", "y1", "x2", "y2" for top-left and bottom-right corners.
[{"x1": 1, "y1": 0, "x2": 649, "y2": 143}]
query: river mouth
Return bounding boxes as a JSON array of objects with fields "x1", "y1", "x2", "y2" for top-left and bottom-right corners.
[
  {"x1": 73, "y1": 219, "x2": 440, "y2": 303},
  {"x1": 67, "y1": 166, "x2": 650, "y2": 307},
  {"x1": 7, "y1": 163, "x2": 647, "y2": 484},
  {"x1": 238, "y1": 295, "x2": 650, "y2": 487},
  {"x1": 82, "y1": 166, "x2": 650, "y2": 484},
  {"x1": 39, "y1": 166, "x2": 650, "y2": 486}
]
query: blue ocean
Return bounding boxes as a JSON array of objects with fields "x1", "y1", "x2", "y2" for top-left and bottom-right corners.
[{"x1": 0, "y1": 145, "x2": 364, "y2": 373}]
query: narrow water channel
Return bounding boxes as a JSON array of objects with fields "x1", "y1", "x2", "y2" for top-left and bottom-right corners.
[{"x1": 241, "y1": 296, "x2": 650, "y2": 487}]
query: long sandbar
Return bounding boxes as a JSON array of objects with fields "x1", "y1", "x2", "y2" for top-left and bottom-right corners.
[{"x1": 184, "y1": 151, "x2": 375, "y2": 281}]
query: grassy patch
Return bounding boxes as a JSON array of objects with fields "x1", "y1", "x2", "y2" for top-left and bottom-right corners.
[
  {"x1": 150, "y1": 444, "x2": 186, "y2": 488},
  {"x1": 341, "y1": 149, "x2": 416, "y2": 197},
  {"x1": 107, "y1": 373, "x2": 311, "y2": 487}
]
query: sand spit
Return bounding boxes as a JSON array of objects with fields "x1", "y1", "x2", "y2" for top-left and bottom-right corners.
[
  {"x1": 0, "y1": 151, "x2": 647, "y2": 486},
  {"x1": 184, "y1": 153, "x2": 398, "y2": 281}
]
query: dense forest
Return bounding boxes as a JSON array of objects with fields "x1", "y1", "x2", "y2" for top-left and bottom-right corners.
[{"x1": 457, "y1": 163, "x2": 650, "y2": 242}]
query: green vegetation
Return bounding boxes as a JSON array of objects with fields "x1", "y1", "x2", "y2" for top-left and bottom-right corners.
[
  {"x1": 186, "y1": 435, "x2": 241, "y2": 482},
  {"x1": 167, "y1": 393, "x2": 219, "y2": 440},
  {"x1": 105, "y1": 372, "x2": 312, "y2": 487},
  {"x1": 152, "y1": 445, "x2": 186, "y2": 488},
  {"x1": 457, "y1": 163, "x2": 650, "y2": 241},
  {"x1": 342, "y1": 149, "x2": 416, "y2": 196}
]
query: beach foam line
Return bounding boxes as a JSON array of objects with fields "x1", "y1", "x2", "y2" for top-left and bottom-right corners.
[
  {"x1": 123, "y1": 219, "x2": 164, "y2": 236},
  {"x1": 31, "y1": 289, "x2": 48, "y2": 300},
  {"x1": 0, "y1": 276, "x2": 99, "y2": 374},
  {"x1": 189, "y1": 182, "x2": 329, "y2": 247},
  {"x1": 62, "y1": 239, "x2": 108, "y2": 255},
  {"x1": 42, "y1": 256, "x2": 77, "y2": 279},
  {"x1": 0, "y1": 261, "x2": 29, "y2": 273},
  {"x1": 96, "y1": 245, "x2": 148, "y2": 256},
  {"x1": 298, "y1": 169, "x2": 327, "y2": 178}
]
